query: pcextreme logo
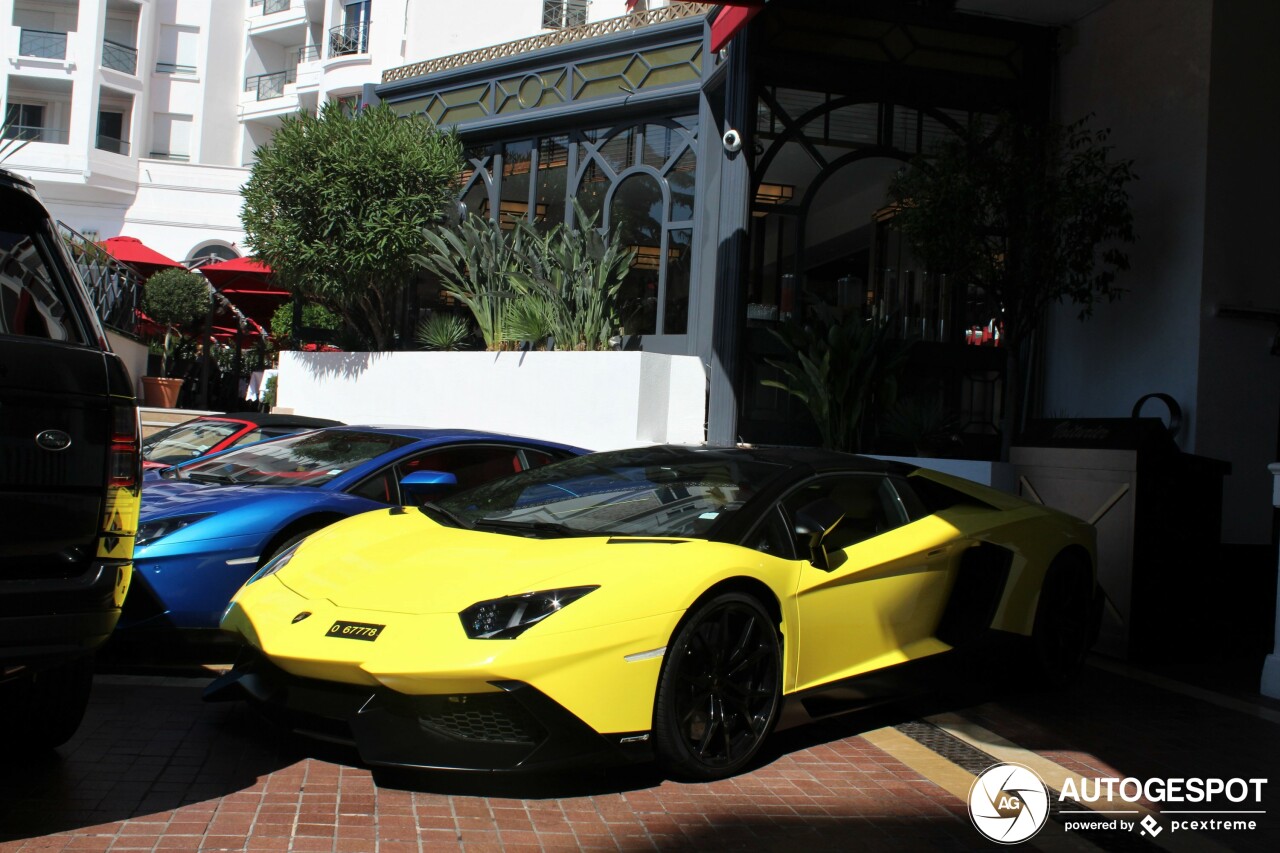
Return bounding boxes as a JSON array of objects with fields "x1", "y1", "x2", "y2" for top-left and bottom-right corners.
[{"x1": 968, "y1": 763, "x2": 1051, "y2": 844}]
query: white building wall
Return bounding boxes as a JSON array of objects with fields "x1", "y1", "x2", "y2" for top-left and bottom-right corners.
[
  {"x1": 1045, "y1": 0, "x2": 1279, "y2": 544},
  {"x1": 1043, "y1": 0, "x2": 1210, "y2": 448}
]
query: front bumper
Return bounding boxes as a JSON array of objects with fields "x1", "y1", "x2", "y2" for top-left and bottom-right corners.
[{"x1": 205, "y1": 650, "x2": 652, "y2": 772}]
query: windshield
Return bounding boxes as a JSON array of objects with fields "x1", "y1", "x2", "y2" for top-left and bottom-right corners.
[
  {"x1": 434, "y1": 447, "x2": 786, "y2": 538},
  {"x1": 175, "y1": 429, "x2": 414, "y2": 487},
  {"x1": 143, "y1": 419, "x2": 242, "y2": 465}
]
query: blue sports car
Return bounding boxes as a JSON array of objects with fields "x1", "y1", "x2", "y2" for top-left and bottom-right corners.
[{"x1": 126, "y1": 426, "x2": 584, "y2": 632}]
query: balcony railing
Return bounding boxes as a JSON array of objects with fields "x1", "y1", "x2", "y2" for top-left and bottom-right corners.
[
  {"x1": 96, "y1": 135, "x2": 131, "y2": 156},
  {"x1": 60, "y1": 221, "x2": 142, "y2": 335},
  {"x1": 297, "y1": 45, "x2": 321, "y2": 63},
  {"x1": 328, "y1": 22, "x2": 370, "y2": 58},
  {"x1": 19, "y1": 28, "x2": 67, "y2": 60},
  {"x1": 148, "y1": 151, "x2": 189, "y2": 161},
  {"x1": 244, "y1": 69, "x2": 297, "y2": 100},
  {"x1": 156, "y1": 61, "x2": 196, "y2": 74},
  {"x1": 102, "y1": 38, "x2": 138, "y2": 74},
  {"x1": 2, "y1": 124, "x2": 68, "y2": 144},
  {"x1": 543, "y1": 0, "x2": 589, "y2": 30},
  {"x1": 264, "y1": 0, "x2": 291, "y2": 14}
]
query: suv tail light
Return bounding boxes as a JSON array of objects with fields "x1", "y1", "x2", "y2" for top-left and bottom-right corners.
[{"x1": 110, "y1": 403, "x2": 141, "y2": 488}]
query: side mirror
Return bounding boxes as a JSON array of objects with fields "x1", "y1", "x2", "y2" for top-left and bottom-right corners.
[
  {"x1": 794, "y1": 497, "x2": 845, "y2": 571},
  {"x1": 400, "y1": 470, "x2": 458, "y2": 502}
]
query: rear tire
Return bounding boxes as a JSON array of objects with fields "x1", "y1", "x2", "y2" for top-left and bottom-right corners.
[
  {"x1": 653, "y1": 593, "x2": 781, "y2": 781},
  {"x1": 1030, "y1": 558, "x2": 1094, "y2": 687},
  {"x1": 0, "y1": 656, "x2": 94, "y2": 752}
]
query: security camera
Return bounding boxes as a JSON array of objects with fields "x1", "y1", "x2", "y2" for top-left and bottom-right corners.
[{"x1": 722, "y1": 128, "x2": 743, "y2": 153}]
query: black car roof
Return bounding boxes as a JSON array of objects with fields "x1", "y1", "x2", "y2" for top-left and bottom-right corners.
[{"x1": 614, "y1": 444, "x2": 917, "y2": 475}]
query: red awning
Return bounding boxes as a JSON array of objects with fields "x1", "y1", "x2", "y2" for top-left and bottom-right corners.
[
  {"x1": 97, "y1": 236, "x2": 183, "y2": 269},
  {"x1": 710, "y1": 2, "x2": 765, "y2": 53},
  {"x1": 199, "y1": 256, "x2": 289, "y2": 334},
  {"x1": 199, "y1": 256, "x2": 273, "y2": 276}
]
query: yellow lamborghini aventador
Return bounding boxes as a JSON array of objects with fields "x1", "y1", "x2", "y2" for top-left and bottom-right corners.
[{"x1": 207, "y1": 445, "x2": 1098, "y2": 780}]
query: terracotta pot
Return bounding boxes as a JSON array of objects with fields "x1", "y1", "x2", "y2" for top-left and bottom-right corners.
[{"x1": 141, "y1": 376, "x2": 184, "y2": 408}]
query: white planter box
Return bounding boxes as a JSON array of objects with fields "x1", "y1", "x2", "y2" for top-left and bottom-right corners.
[{"x1": 276, "y1": 350, "x2": 707, "y2": 452}]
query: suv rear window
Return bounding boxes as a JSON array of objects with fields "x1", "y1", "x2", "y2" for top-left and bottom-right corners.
[{"x1": 0, "y1": 200, "x2": 84, "y2": 343}]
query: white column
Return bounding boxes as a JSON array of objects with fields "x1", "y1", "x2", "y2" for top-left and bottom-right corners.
[{"x1": 1261, "y1": 463, "x2": 1280, "y2": 698}]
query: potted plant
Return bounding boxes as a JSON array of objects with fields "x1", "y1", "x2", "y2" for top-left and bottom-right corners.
[{"x1": 141, "y1": 268, "x2": 210, "y2": 407}]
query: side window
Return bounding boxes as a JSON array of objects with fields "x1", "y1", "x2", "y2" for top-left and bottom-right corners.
[
  {"x1": 352, "y1": 444, "x2": 528, "y2": 506},
  {"x1": 745, "y1": 506, "x2": 795, "y2": 559},
  {"x1": 349, "y1": 468, "x2": 397, "y2": 504},
  {"x1": 518, "y1": 447, "x2": 564, "y2": 471},
  {"x1": 0, "y1": 226, "x2": 80, "y2": 342},
  {"x1": 782, "y1": 474, "x2": 908, "y2": 552}
]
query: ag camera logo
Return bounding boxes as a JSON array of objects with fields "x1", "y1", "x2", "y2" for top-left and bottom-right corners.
[{"x1": 969, "y1": 762, "x2": 1051, "y2": 844}]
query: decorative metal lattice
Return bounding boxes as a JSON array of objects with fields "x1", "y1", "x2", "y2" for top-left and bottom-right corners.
[
  {"x1": 59, "y1": 222, "x2": 142, "y2": 335},
  {"x1": 383, "y1": 2, "x2": 707, "y2": 83},
  {"x1": 392, "y1": 40, "x2": 701, "y2": 126}
]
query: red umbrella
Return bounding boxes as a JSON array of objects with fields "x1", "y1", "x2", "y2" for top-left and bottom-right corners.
[
  {"x1": 200, "y1": 256, "x2": 290, "y2": 333},
  {"x1": 97, "y1": 236, "x2": 183, "y2": 270}
]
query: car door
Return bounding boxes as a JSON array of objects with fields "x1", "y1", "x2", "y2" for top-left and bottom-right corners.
[{"x1": 785, "y1": 473, "x2": 959, "y2": 691}]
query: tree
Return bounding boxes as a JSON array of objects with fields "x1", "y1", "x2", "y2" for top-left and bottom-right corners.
[
  {"x1": 270, "y1": 301, "x2": 341, "y2": 348},
  {"x1": 886, "y1": 113, "x2": 1136, "y2": 452},
  {"x1": 241, "y1": 101, "x2": 463, "y2": 350},
  {"x1": 143, "y1": 268, "x2": 209, "y2": 377}
]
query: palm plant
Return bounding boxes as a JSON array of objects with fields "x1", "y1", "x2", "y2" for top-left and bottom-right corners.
[
  {"x1": 413, "y1": 213, "x2": 528, "y2": 350},
  {"x1": 762, "y1": 300, "x2": 909, "y2": 453},
  {"x1": 507, "y1": 203, "x2": 633, "y2": 351},
  {"x1": 415, "y1": 202, "x2": 632, "y2": 351},
  {"x1": 415, "y1": 312, "x2": 471, "y2": 351}
]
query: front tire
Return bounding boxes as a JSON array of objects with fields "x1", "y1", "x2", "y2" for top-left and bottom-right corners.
[
  {"x1": 0, "y1": 656, "x2": 95, "y2": 752},
  {"x1": 653, "y1": 593, "x2": 781, "y2": 781}
]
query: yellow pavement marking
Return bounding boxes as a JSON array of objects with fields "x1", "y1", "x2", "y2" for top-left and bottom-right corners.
[
  {"x1": 862, "y1": 726, "x2": 1103, "y2": 852},
  {"x1": 927, "y1": 713, "x2": 1234, "y2": 853}
]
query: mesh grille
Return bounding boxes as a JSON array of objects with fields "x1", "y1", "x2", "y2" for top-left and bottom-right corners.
[{"x1": 418, "y1": 697, "x2": 545, "y2": 745}]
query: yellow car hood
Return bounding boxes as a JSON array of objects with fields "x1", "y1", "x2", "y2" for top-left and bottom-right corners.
[{"x1": 277, "y1": 508, "x2": 642, "y2": 615}]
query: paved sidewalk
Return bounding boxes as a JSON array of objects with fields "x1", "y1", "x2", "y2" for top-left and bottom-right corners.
[{"x1": 1, "y1": 661, "x2": 1277, "y2": 852}]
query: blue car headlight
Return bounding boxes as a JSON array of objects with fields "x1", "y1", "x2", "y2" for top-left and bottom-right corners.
[
  {"x1": 459, "y1": 586, "x2": 599, "y2": 639},
  {"x1": 135, "y1": 513, "x2": 214, "y2": 547}
]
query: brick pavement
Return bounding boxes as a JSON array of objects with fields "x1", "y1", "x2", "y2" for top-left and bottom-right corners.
[{"x1": 1, "y1": 663, "x2": 1277, "y2": 852}]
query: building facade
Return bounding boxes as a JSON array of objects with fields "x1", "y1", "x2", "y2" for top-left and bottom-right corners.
[{"x1": 0, "y1": 0, "x2": 642, "y2": 263}]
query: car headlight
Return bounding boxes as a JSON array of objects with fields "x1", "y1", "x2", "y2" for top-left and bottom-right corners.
[
  {"x1": 459, "y1": 586, "x2": 599, "y2": 639},
  {"x1": 135, "y1": 513, "x2": 214, "y2": 547},
  {"x1": 243, "y1": 542, "x2": 301, "y2": 587}
]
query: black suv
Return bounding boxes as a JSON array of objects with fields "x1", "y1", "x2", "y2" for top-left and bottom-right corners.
[{"x1": 0, "y1": 168, "x2": 141, "y2": 749}]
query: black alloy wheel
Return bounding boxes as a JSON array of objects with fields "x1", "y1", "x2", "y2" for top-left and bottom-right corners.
[
  {"x1": 1031, "y1": 557, "x2": 1094, "y2": 687},
  {"x1": 653, "y1": 592, "x2": 782, "y2": 780}
]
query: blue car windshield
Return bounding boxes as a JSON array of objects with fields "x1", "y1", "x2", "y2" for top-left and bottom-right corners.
[
  {"x1": 175, "y1": 429, "x2": 415, "y2": 487},
  {"x1": 435, "y1": 447, "x2": 787, "y2": 538}
]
